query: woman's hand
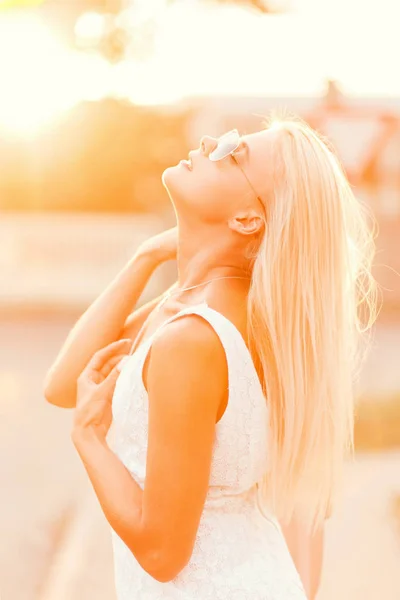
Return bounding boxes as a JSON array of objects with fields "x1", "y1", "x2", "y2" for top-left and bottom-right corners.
[
  {"x1": 136, "y1": 226, "x2": 178, "y2": 264},
  {"x1": 72, "y1": 339, "x2": 132, "y2": 440}
]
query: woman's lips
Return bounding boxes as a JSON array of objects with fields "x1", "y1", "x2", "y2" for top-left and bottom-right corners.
[{"x1": 179, "y1": 159, "x2": 192, "y2": 171}]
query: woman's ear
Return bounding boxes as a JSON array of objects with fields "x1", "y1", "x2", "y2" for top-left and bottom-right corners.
[{"x1": 228, "y1": 210, "x2": 264, "y2": 236}]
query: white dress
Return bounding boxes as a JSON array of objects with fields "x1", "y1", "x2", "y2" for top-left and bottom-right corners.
[{"x1": 106, "y1": 301, "x2": 308, "y2": 600}]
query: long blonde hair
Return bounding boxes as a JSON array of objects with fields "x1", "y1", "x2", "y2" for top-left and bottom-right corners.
[{"x1": 248, "y1": 114, "x2": 379, "y2": 535}]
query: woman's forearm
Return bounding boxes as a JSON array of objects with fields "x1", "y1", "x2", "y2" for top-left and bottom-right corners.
[
  {"x1": 43, "y1": 250, "x2": 159, "y2": 408},
  {"x1": 71, "y1": 426, "x2": 150, "y2": 568}
]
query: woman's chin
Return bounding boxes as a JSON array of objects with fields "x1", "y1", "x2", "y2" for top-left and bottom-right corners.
[{"x1": 162, "y1": 163, "x2": 188, "y2": 190}]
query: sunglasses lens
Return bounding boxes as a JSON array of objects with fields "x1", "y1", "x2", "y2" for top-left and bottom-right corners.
[{"x1": 208, "y1": 130, "x2": 239, "y2": 161}]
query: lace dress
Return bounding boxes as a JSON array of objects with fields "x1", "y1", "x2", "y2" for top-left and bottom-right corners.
[{"x1": 105, "y1": 302, "x2": 308, "y2": 600}]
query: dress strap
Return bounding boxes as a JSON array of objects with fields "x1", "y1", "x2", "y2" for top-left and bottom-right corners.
[
  {"x1": 132, "y1": 301, "x2": 265, "y2": 427},
  {"x1": 178, "y1": 302, "x2": 264, "y2": 393}
]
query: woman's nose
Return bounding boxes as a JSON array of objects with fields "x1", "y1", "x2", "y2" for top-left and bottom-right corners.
[{"x1": 200, "y1": 135, "x2": 218, "y2": 156}]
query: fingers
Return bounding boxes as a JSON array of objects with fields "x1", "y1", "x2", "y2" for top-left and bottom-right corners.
[
  {"x1": 100, "y1": 365, "x2": 122, "y2": 396},
  {"x1": 87, "y1": 339, "x2": 132, "y2": 372},
  {"x1": 99, "y1": 352, "x2": 129, "y2": 378}
]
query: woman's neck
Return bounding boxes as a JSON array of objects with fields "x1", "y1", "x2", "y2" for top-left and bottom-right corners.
[{"x1": 176, "y1": 228, "x2": 251, "y2": 288}]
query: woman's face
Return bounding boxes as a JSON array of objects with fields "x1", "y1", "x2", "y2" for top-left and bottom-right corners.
[{"x1": 162, "y1": 128, "x2": 275, "y2": 226}]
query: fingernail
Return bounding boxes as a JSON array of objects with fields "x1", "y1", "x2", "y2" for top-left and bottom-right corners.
[{"x1": 116, "y1": 356, "x2": 129, "y2": 372}]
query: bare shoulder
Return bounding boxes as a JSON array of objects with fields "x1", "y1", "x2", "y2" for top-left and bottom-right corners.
[
  {"x1": 145, "y1": 313, "x2": 229, "y2": 416},
  {"x1": 151, "y1": 312, "x2": 227, "y2": 368}
]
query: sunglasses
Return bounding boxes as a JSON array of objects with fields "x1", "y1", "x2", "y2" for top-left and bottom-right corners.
[{"x1": 208, "y1": 129, "x2": 264, "y2": 212}]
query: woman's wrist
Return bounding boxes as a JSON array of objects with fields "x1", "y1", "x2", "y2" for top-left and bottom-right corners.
[
  {"x1": 71, "y1": 423, "x2": 106, "y2": 449},
  {"x1": 133, "y1": 229, "x2": 178, "y2": 267},
  {"x1": 130, "y1": 247, "x2": 165, "y2": 272},
  {"x1": 71, "y1": 423, "x2": 95, "y2": 444}
]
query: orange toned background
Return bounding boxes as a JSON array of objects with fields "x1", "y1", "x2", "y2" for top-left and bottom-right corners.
[{"x1": 0, "y1": 2, "x2": 399, "y2": 599}]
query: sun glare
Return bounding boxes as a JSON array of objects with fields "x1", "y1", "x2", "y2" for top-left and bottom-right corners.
[
  {"x1": 0, "y1": 15, "x2": 81, "y2": 135},
  {"x1": 0, "y1": 1, "x2": 398, "y2": 136},
  {"x1": 0, "y1": 13, "x2": 113, "y2": 136}
]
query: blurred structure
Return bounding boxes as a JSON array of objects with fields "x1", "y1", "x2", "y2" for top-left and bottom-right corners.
[
  {"x1": 309, "y1": 80, "x2": 400, "y2": 217},
  {"x1": 308, "y1": 80, "x2": 400, "y2": 316}
]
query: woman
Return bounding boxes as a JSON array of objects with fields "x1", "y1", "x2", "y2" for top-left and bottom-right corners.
[{"x1": 44, "y1": 115, "x2": 378, "y2": 599}]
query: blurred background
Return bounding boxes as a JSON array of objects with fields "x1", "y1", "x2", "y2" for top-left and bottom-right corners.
[{"x1": 1, "y1": 0, "x2": 400, "y2": 599}]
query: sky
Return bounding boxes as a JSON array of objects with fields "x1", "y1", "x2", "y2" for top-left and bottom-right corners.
[
  {"x1": 0, "y1": 0, "x2": 398, "y2": 134},
  {"x1": 146, "y1": 0, "x2": 399, "y2": 99}
]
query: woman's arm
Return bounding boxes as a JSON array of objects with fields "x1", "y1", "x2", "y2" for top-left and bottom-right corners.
[
  {"x1": 43, "y1": 226, "x2": 179, "y2": 409},
  {"x1": 71, "y1": 314, "x2": 227, "y2": 582},
  {"x1": 43, "y1": 250, "x2": 161, "y2": 409}
]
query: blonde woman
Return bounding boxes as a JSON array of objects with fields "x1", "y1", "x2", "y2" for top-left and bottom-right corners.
[{"x1": 44, "y1": 116, "x2": 378, "y2": 600}]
